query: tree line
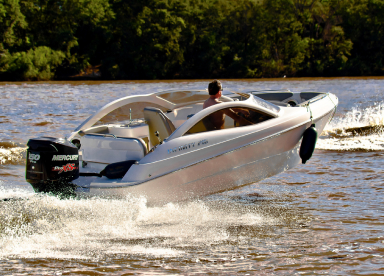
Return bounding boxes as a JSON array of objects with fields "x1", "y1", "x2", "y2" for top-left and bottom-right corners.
[{"x1": 0, "y1": 0, "x2": 383, "y2": 81}]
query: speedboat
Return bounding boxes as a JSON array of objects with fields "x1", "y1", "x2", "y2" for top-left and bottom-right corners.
[{"x1": 26, "y1": 89, "x2": 338, "y2": 204}]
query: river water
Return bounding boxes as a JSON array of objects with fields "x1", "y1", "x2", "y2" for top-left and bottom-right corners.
[{"x1": 0, "y1": 78, "x2": 383, "y2": 275}]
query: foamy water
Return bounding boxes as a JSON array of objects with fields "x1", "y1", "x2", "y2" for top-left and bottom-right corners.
[
  {"x1": 1, "y1": 79, "x2": 384, "y2": 275},
  {"x1": 0, "y1": 184, "x2": 289, "y2": 261},
  {"x1": 318, "y1": 101, "x2": 384, "y2": 151}
]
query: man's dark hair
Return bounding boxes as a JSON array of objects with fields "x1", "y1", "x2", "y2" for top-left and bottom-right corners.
[{"x1": 208, "y1": 80, "x2": 222, "y2": 95}]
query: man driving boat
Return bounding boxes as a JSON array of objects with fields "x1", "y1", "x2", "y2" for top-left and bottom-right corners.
[{"x1": 203, "y1": 80, "x2": 252, "y2": 130}]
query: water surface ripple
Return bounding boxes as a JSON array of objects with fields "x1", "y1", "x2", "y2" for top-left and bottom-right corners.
[{"x1": 0, "y1": 78, "x2": 383, "y2": 275}]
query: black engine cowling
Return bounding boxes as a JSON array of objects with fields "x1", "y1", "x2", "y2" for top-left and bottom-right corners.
[{"x1": 26, "y1": 137, "x2": 79, "y2": 195}]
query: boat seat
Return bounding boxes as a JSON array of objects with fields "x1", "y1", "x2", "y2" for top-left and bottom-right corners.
[
  {"x1": 144, "y1": 107, "x2": 176, "y2": 146},
  {"x1": 81, "y1": 134, "x2": 147, "y2": 164}
]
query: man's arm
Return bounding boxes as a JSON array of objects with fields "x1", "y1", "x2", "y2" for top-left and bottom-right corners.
[{"x1": 224, "y1": 109, "x2": 253, "y2": 126}]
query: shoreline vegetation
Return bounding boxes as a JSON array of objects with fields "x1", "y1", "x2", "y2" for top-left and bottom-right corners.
[
  {"x1": 1, "y1": 0, "x2": 383, "y2": 81},
  {"x1": 3, "y1": 76, "x2": 384, "y2": 86}
]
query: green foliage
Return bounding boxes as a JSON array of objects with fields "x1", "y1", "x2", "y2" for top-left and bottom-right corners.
[
  {"x1": 0, "y1": 46, "x2": 65, "y2": 80},
  {"x1": 100, "y1": 0, "x2": 186, "y2": 79},
  {"x1": 296, "y1": 0, "x2": 353, "y2": 76},
  {"x1": 0, "y1": 0, "x2": 26, "y2": 48},
  {"x1": 0, "y1": 0, "x2": 382, "y2": 80},
  {"x1": 16, "y1": 0, "x2": 114, "y2": 77},
  {"x1": 340, "y1": 0, "x2": 384, "y2": 75},
  {"x1": 256, "y1": 0, "x2": 310, "y2": 77}
]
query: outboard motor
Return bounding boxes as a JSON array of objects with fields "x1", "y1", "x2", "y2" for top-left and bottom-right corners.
[{"x1": 26, "y1": 137, "x2": 79, "y2": 196}]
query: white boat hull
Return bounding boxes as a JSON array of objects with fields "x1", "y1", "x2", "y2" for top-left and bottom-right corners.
[
  {"x1": 75, "y1": 109, "x2": 334, "y2": 205},
  {"x1": 26, "y1": 89, "x2": 337, "y2": 204}
]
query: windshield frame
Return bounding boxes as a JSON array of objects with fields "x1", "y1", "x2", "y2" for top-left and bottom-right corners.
[{"x1": 250, "y1": 94, "x2": 281, "y2": 114}]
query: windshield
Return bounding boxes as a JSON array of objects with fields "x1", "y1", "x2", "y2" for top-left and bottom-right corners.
[{"x1": 251, "y1": 95, "x2": 280, "y2": 113}]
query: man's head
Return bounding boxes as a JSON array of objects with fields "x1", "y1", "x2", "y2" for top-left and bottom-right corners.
[{"x1": 208, "y1": 80, "x2": 222, "y2": 95}]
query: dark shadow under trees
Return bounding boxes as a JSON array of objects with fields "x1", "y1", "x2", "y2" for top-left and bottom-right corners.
[{"x1": 0, "y1": 0, "x2": 382, "y2": 81}]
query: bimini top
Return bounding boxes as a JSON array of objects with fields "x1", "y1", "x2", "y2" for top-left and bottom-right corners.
[{"x1": 74, "y1": 90, "x2": 280, "y2": 133}]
